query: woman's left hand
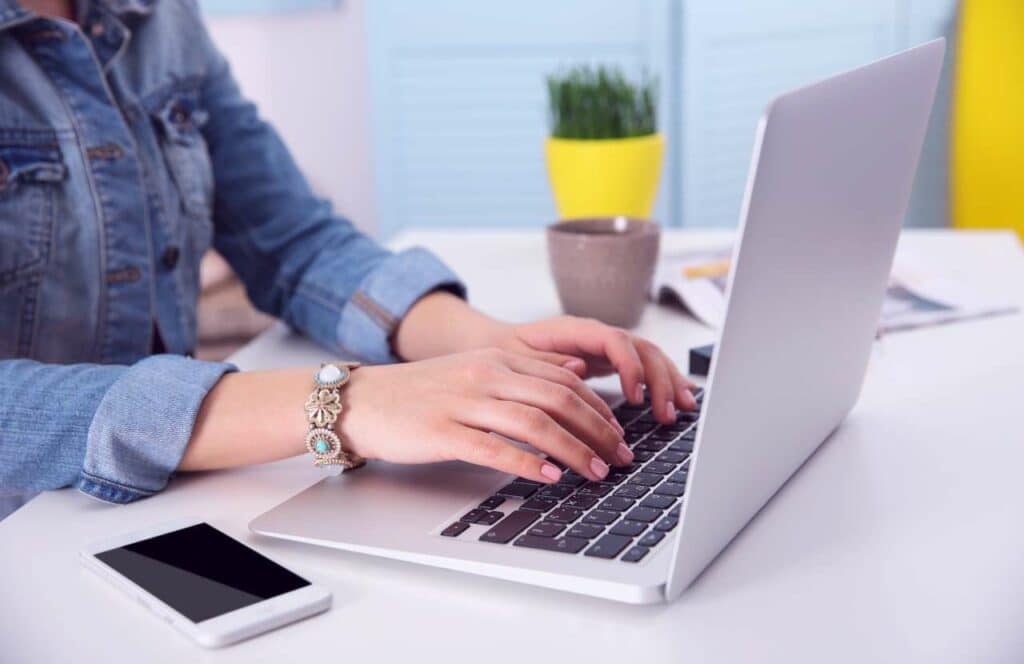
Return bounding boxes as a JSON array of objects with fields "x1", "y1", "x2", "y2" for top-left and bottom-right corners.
[{"x1": 489, "y1": 316, "x2": 698, "y2": 424}]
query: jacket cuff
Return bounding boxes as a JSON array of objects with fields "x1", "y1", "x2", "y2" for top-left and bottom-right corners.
[
  {"x1": 75, "y1": 355, "x2": 236, "y2": 504},
  {"x1": 336, "y1": 247, "x2": 466, "y2": 364}
]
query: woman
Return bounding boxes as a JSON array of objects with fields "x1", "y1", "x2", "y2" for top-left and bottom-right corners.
[{"x1": 0, "y1": 0, "x2": 695, "y2": 515}]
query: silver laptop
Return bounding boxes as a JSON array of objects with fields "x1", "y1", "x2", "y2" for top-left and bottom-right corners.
[{"x1": 250, "y1": 40, "x2": 945, "y2": 604}]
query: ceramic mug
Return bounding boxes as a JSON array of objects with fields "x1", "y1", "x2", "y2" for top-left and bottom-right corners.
[{"x1": 546, "y1": 217, "x2": 661, "y2": 328}]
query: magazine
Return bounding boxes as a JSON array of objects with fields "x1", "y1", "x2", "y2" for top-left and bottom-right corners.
[{"x1": 653, "y1": 245, "x2": 1018, "y2": 334}]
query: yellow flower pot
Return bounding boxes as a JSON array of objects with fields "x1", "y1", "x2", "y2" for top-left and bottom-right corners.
[{"x1": 545, "y1": 133, "x2": 664, "y2": 220}]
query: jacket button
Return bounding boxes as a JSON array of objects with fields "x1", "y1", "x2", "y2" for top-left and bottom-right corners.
[{"x1": 161, "y1": 246, "x2": 180, "y2": 270}]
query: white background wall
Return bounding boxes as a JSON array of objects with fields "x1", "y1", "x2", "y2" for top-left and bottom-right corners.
[{"x1": 204, "y1": 1, "x2": 379, "y2": 235}]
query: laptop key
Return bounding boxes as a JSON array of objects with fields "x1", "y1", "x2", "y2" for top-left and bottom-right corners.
[
  {"x1": 621, "y1": 546, "x2": 650, "y2": 563},
  {"x1": 633, "y1": 450, "x2": 656, "y2": 462},
  {"x1": 516, "y1": 478, "x2": 544, "y2": 486},
  {"x1": 584, "y1": 534, "x2": 633, "y2": 559},
  {"x1": 477, "y1": 511, "x2": 504, "y2": 525},
  {"x1": 578, "y1": 482, "x2": 613, "y2": 497},
  {"x1": 625, "y1": 422, "x2": 657, "y2": 435},
  {"x1": 441, "y1": 522, "x2": 470, "y2": 538},
  {"x1": 546, "y1": 507, "x2": 584, "y2": 524},
  {"x1": 625, "y1": 431, "x2": 649, "y2": 445},
  {"x1": 557, "y1": 472, "x2": 586, "y2": 487},
  {"x1": 628, "y1": 473, "x2": 661, "y2": 487},
  {"x1": 479, "y1": 496, "x2": 506, "y2": 510},
  {"x1": 610, "y1": 520, "x2": 647, "y2": 537},
  {"x1": 527, "y1": 521, "x2": 566, "y2": 538},
  {"x1": 479, "y1": 510, "x2": 540, "y2": 544},
  {"x1": 461, "y1": 508, "x2": 488, "y2": 523},
  {"x1": 647, "y1": 430, "x2": 679, "y2": 442},
  {"x1": 567, "y1": 523, "x2": 605, "y2": 539},
  {"x1": 635, "y1": 440, "x2": 668, "y2": 452},
  {"x1": 604, "y1": 470, "x2": 630, "y2": 484},
  {"x1": 514, "y1": 535, "x2": 589, "y2": 554},
  {"x1": 656, "y1": 451, "x2": 688, "y2": 465},
  {"x1": 669, "y1": 441, "x2": 694, "y2": 454},
  {"x1": 496, "y1": 482, "x2": 538, "y2": 499},
  {"x1": 538, "y1": 484, "x2": 575, "y2": 500},
  {"x1": 614, "y1": 485, "x2": 650, "y2": 499},
  {"x1": 667, "y1": 471, "x2": 688, "y2": 485},
  {"x1": 645, "y1": 462, "x2": 675, "y2": 475},
  {"x1": 583, "y1": 509, "x2": 619, "y2": 526},
  {"x1": 655, "y1": 516, "x2": 680, "y2": 532},
  {"x1": 598, "y1": 496, "x2": 635, "y2": 512},
  {"x1": 641, "y1": 494, "x2": 675, "y2": 510},
  {"x1": 625, "y1": 506, "x2": 662, "y2": 523},
  {"x1": 564, "y1": 495, "x2": 598, "y2": 510},
  {"x1": 669, "y1": 504, "x2": 682, "y2": 517},
  {"x1": 654, "y1": 482, "x2": 686, "y2": 497},
  {"x1": 521, "y1": 498, "x2": 558, "y2": 512},
  {"x1": 639, "y1": 531, "x2": 665, "y2": 547}
]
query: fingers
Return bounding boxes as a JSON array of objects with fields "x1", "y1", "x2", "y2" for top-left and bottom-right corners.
[
  {"x1": 497, "y1": 352, "x2": 617, "y2": 428},
  {"x1": 448, "y1": 428, "x2": 564, "y2": 484},
  {"x1": 518, "y1": 349, "x2": 588, "y2": 377},
  {"x1": 665, "y1": 351, "x2": 698, "y2": 410},
  {"x1": 486, "y1": 371, "x2": 630, "y2": 466},
  {"x1": 456, "y1": 399, "x2": 612, "y2": 481},
  {"x1": 634, "y1": 340, "x2": 677, "y2": 423}
]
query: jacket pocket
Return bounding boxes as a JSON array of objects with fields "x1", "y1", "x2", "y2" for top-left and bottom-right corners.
[
  {"x1": 149, "y1": 91, "x2": 214, "y2": 221},
  {"x1": 0, "y1": 132, "x2": 66, "y2": 291}
]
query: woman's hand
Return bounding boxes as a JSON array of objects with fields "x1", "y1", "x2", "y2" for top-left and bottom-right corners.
[
  {"x1": 487, "y1": 317, "x2": 697, "y2": 425},
  {"x1": 395, "y1": 293, "x2": 697, "y2": 424},
  {"x1": 336, "y1": 349, "x2": 633, "y2": 484}
]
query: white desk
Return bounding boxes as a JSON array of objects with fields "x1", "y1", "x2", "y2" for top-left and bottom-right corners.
[{"x1": 2, "y1": 230, "x2": 1023, "y2": 663}]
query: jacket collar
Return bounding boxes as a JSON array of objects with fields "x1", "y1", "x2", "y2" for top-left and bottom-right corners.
[{"x1": 0, "y1": 0, "x2": 156, "y2": 31}]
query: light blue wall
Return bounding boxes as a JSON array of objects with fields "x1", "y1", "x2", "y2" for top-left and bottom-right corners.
[
  {"x1": 201, "y1": 0, "x2": 335, "y2": 15},
  {"x1": 367, "y1": 0, "x2": 958, "y2": 235}
]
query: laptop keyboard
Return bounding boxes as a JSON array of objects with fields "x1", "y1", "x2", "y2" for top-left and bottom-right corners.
[{"x1": 439, "y1": 388, "x2": 703, "y2": 563}]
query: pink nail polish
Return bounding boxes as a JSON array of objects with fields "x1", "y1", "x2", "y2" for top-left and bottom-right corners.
[
  {"x1": 589, "y1": 457, "x2": 609, "y2": 479},
  {"x1": 665, "y1": 401, "x2": 677, "y2": 423},
  {"x1": 609, "y1": 417, "x2": 624, "y2": 435},
  {"x1": 616, "y1": 443, "x2": 634, "y2": 464},
  {"x1": 540, "y1": 463, "x2": 562, "y2": 482}
]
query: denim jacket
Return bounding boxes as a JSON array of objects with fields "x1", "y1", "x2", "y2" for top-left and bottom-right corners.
[{"x1": 0, "y1": 0, "x2": 463, "y2": 511}]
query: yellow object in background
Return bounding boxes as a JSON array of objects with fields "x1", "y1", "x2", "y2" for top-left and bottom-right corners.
[
  {"x1": 952, "y1": 0, "x2": 1024, "y2": 237},
  {"x1": 545, "y1": 134, "x2": 664, "y2": 220}
]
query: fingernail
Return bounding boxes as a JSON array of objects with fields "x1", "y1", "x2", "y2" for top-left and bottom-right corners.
[
  {"x1": 540, "y1": 463, "x2": 562, "y2": 482},
  {"x1": 633, "y1": 385, "x2": 644, "y2": 403},
  {"x1": 665, "y1": 401, "x2": 677, "y2": 423},
  {"x1": 611, "y1": 418, "x2": 625, "y2": 435},
  {"x1": 589, "y1": 457, "x2": 609, "y2": 479},
  {"x1": 616, "y1": 443, "x2": 634, "y2": 465},
  {"x1": 684, "y1": 390, "x2": 698, "y2": 409},
  {"x1": 563, "y1": 358, "x2": 586, "y2": 375}
]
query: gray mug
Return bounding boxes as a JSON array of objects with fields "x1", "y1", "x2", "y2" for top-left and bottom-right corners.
[{"x1": 546, "y1": 217, "x2": 661, "y2": 328}]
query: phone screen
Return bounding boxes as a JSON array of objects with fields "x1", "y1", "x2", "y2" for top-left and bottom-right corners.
[{"x1": 95, "y1": 523, "x2": 310, "y2": 623}]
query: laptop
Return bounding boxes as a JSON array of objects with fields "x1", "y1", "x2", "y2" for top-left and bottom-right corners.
[{"x1": 250, "y1": 39, "x2": 945, "y2": 604}]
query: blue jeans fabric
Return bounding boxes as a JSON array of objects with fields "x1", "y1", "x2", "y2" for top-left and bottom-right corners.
[{"x1": 0, "y1": 0, "x2": 464, "y2": 510}]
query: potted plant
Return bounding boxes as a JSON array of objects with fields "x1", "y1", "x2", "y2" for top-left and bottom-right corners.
[{"x1": 545, "y1": 65, "x2": 662, "y2": 220}]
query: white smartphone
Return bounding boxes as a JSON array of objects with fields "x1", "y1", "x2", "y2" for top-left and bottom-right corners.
[{"x1": 81, "y1": 518, "x2": 331, "y2": 648}]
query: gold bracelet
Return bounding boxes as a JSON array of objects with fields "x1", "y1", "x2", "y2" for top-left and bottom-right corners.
[{"x1": 304, "y1": 361, "x2": 366, "y2": 470}]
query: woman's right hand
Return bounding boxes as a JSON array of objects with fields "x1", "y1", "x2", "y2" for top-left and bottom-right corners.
[{"x1": 337, "y1": 349, "x2": 633, "y2": 484}]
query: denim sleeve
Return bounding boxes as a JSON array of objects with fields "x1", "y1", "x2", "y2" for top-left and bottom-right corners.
[
  {"x1": 195, "y1": 18, "x2": 464, "y2": 364},
  {"x1": 0, "y1": 356, "x2": 234, "y2": 504}
]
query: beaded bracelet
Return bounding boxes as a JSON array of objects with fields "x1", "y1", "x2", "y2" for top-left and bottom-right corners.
[{"x1": 303, "y1": 361, "x2": 366, "y2": 470}]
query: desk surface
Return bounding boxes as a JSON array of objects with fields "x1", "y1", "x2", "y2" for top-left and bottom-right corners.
[{"x1": 2, "y1": 230, "x2": 1023, "y2": 664}]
